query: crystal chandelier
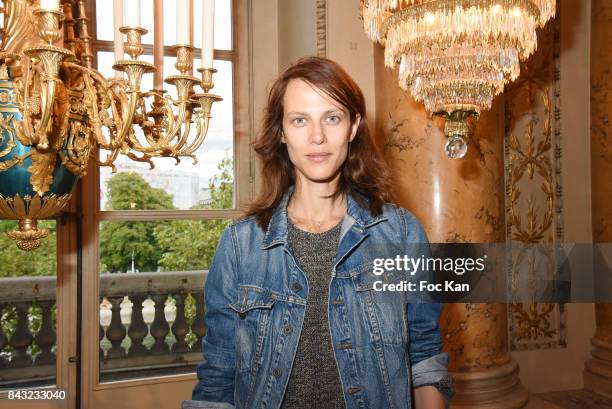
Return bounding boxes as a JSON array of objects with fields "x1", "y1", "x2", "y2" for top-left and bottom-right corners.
[
  {"x1": 361, "y1": 0, "x2": 555, "y2": 158},
  {"x1": 0, "y1": 0, "x2": 221, "y2": 250}
]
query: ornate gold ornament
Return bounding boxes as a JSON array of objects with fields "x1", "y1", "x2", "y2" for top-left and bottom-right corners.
[
  {"x1": 510, "y1": 303, "x2": 556, "y2": 342},
  {"x1": 0, "y1": 0, "x2": 221, "y2": 249},
  {"x1": 0, "y1": 193, "x2": 71, "y2": 250},
  {"x1": 360, "y1": 0, "x2": 555, "y2": 158},
  {"x1": 504, "y1": 19, "x2": 566, "y2": 351}
]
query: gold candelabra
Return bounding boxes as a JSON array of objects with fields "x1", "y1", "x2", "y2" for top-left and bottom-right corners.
[{"x1": 0, "y1": 0, "x2": 222, "y2": 250}]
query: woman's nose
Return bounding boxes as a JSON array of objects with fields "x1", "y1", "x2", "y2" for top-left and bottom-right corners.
[{"x1": 309, "y1": 121, "x2": 326, "y2": 144}]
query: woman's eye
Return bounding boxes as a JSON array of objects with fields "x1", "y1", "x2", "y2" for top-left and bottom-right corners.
[
  {"x1": 292, "y1": 117, "x2": 306, "y2": 126},
  {"x1": 326, "y1": 115, "x2": 340, "y2": 124}
]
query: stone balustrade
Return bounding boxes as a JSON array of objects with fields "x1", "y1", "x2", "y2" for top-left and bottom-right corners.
[{"x1": 0, "y1": 271, "x2": 208, "y2": 387}]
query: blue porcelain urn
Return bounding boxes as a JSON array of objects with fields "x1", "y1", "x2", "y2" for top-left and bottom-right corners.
[{"x1": 0, "y1": 63, "x2": 82, "y2": 250}]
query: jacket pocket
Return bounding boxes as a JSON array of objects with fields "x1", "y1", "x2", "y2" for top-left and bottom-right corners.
[
  {"x1": 229, "y1": 285, "x2": 276, "y2": 373},
  {"x1": 353, "y1": 265, "x2": 408, "y2": 347}
]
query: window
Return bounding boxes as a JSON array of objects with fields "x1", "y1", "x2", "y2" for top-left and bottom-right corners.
[
  {"x1": 84, "y1": 0, "x2": 248, "y2": 384},
  {"x1": 92, "y1": 0, "x2": 235, "y2": 211}
]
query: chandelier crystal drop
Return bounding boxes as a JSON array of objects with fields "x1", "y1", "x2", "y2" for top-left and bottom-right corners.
[{"x1": 361, "y1": 0, "x2": 555, "y2": 157}]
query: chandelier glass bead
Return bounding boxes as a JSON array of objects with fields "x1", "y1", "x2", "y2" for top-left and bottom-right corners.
[
  {"x1": 361, "y1": 0, "x2": 556, "y2": 157},
  {"x1": 361, "y1": 0, "x2": 556, "y2": 114}
]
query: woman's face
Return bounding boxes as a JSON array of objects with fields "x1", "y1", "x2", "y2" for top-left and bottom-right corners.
[{"x1": 281, "y1": 79, "x2": 360, "y2": 186}]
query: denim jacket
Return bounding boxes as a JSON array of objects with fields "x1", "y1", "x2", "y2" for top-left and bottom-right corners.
[{"x1": 182, "y1": 186, "x2": 450, "y2": 409}]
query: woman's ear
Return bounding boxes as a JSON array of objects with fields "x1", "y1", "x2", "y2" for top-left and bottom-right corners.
[
  {"x1": 349, "y1": 114, "x2": 361, "y2": 142},
  {"x1": 280, "y1": 130, "x2": 286, "y2": 143}
]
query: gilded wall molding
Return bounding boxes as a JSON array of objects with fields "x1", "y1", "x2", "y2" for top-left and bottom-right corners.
[
  {"x1": 316, "y1": 0, "x2": 327, "y2": 57},
  {"x1": 504, "y1": 10, "x2": 566, "y2": 351}
]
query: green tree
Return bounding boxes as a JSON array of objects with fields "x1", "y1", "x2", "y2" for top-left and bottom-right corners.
[
  {"x1": 105, "y1": 171, "x2": 176, "y2": 211},
  {"x1": 99, "y1": 172, "x2": 175, "y2": 273},
  {"x1": 0, "y1": 220, "x2": 56, "y2": 277},
  {"x1": 155, "y1": 156, "x2": 233, "y2": 271},
  {"x1": 208, "y1": 155, "x2": 234, "y2": 209}
]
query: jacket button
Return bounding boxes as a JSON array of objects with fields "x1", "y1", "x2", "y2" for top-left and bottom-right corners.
[
  {"x1": 347, "y1": 386, "x2": 362, "y2": 394},
  {"x1": 282, "y1": 324, "x2": 293, "y2": 335},
  {"x1": 291, "y1": 282, "x2": 302, "y2": 292},
  {"x1": 272, "y1": 367, "x2": 282, "y2": 378}
]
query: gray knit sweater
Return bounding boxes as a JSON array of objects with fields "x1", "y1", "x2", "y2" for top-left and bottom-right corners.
[{"x1": 280, "y1": 218, "x2": 346, "y2": 408}]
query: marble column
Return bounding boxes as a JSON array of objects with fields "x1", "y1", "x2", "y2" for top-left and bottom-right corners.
[
  {"x1": 373, "y1": 45, "x2": 528, "y2": 408},
  {"x1": 584, "y1": 0, "x2": 612, "y2": 399}
]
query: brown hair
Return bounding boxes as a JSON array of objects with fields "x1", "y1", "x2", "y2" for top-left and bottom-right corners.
[{"x1": 245, "y1": 56, "x2": 396, "y2": 231}]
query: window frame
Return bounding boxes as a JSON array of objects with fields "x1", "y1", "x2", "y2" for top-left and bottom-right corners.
[{"x1": 80, "y1": 0, "x2": 254, "y2": 398}]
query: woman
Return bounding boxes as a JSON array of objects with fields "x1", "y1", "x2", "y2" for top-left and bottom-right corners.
[{"x1": 182, "y1": 57, "x2": 453, "y2": 409}]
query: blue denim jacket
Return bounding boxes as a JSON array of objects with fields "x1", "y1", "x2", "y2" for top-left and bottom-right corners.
[{"x1": 182, "y1": 186, "x2": 450, "y2": 409}]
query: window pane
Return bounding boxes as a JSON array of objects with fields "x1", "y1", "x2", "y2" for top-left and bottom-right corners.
[
  {"x1": 193, "y1": 0, "x2": 232, "y2": 50},
  {"x1": 96, "y1": 53, "x2": 234, "y2": 211},
  {"x1": 96, "y1": 0, "x2": 154, "y2": 45},
  {"x1": 95, "y1": 0, "x2": 114, "y2": 42},
  {"x1": 97, "y1": 0, "x2": 232, "y2": 50},
  {"x1": 0, "y1": 220, "x2": 57, "y2": 389},
  {"x1": 98, "y1": 219, "x2": 228, "y2": 382}
]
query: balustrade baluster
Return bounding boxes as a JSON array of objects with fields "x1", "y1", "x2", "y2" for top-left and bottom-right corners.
[
  {"x1": 106, "y1": 297, "x2": 126, "y2": 359},
  {"x1": 99, "y1": 322, "x2": 106, "y2": 361},
  {"x1": 191, "y1": 292, "x2": 206, "y2": 353},
  {"x1": 127, "y1": 295, "x2": 149, "y2": 356},
  {"x1": 33, "y1": 300, "x2": 56, "y2": 365},
  {"x1": 100, "y1": 297, "x2": 112, "y2": 360},
  {"x1": 119, "y1": 296, "x2": 134, "y2": 354},
  {"x1": 8, "y1": 302, "x2": 33, "y2": 367},
  {"x1": 171, "y1": 294, "x2": 190, "y2": 353},
  {"x1": 150, "y1": 294, "x2": 170, "y2": 355}
]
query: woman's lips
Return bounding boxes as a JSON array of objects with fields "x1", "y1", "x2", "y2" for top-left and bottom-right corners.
[{"x1": 307, "y1": 153, "x2": 331, "y2": 163}]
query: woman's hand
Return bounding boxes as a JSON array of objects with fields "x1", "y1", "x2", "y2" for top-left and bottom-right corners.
[{"x1": 414, "y1": 385, "x2": 446, "y2": 409}]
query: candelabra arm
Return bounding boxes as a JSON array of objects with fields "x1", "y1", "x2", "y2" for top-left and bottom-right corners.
[
  {"x1": 123, "y1": 94, "x2": 185, "y2": 155},
  {"x1": 158, "y1": 73, "x2": 199, "y2": 147},
  {"x1": 161, "y1": 94, "x2": 187, "y2": 145},
  {"x1": 14, "y1": 45, "x2": 73, "y2": 150},
  {"x1": 112, "y1": 60, "x2": 154, "y2": 142},
  {"x1": 16, "y1": 8, "x2": 75, "y2": 149},
  {"x1": 186, "y1": 113, "x2": 211, "y2": 156},
  {"x1": 74, "y1": 65, "x2": 116, "y2": 150},
  {"x1": 10, "y1": 57, "x2": 36, "y2": 146},
  {"x1": 182, "y1": 93, "x2": 222, "y2": 156},
  {"x1": 36, "y1": 75, "x2": 57, "y2": 149},
  {"x1": 174, "y1": 116, "x2": 193, "y2": 153},
  {"x1": 119, "y1": 90, "x2": 141, "y2": 140}
]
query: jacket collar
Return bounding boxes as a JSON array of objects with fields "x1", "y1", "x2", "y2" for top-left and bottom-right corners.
[{"x1": 260, "y1": 184, "x2": 387, "y2": 249}]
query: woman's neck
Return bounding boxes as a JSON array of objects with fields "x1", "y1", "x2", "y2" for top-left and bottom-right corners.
[{"x1": 287, "y1": 178, "x2": 347, "y2": 232}]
